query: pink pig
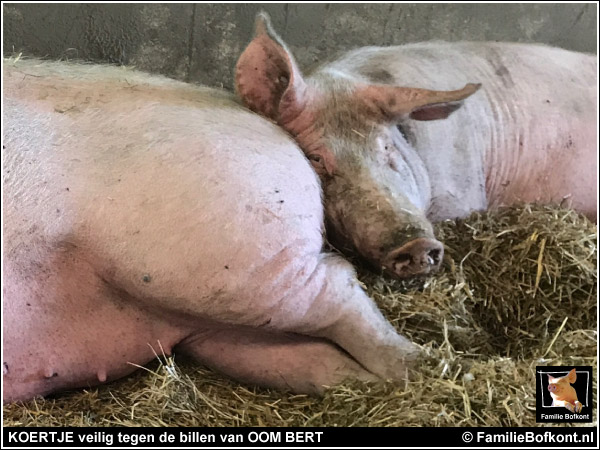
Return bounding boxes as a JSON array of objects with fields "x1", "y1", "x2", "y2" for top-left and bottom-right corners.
[
  {"x1": 548, "y1": 369, "x2": 583, "y2": 413},
  {"x1": 3, "y1": 59, "x2": 417, "y2": 403},
  {"x1": 236, "y1": 13, "x2": 597, "y2": 278}
]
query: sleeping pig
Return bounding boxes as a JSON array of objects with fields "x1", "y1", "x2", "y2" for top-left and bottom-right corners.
[
  {"x1": 3, "y1": 58, "x2": 417, "y2": 403},
  {"x1": 236, "y1": 13, "x2": 597, "y2": 278}
]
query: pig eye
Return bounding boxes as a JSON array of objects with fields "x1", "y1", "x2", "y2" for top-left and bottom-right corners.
[
  {"x1": 396, "y1": 124, "x2": 409, "y2": 142},
  {"x1": 308, "y1": 154, "x2": 322, "y2": 164}
]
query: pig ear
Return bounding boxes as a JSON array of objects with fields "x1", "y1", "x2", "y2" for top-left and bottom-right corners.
[
  {"x1": 235, "y1": 12, "x2": 308, "y2": 123},
  {"x1": 356, "y1": 83, "x2": 481, "y2": 122},
  {"x1": 567, "y1": 369, "x2": 577, "y2": 383},
  {"x1": 548, "y1": 374, "x2": 555, "y2": 382}
]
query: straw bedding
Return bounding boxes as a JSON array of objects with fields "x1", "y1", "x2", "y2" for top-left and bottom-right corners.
[{"x1": 3, "y1": 204, "x2": 596, "y2": 427}]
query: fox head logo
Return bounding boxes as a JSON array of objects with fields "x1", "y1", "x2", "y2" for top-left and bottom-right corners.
[{"x1": 548, "y1": 368, "x2": 583, "y2": 413}]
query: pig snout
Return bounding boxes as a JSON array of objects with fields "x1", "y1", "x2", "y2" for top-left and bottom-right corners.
[
  {"x1": 384, "y1": 237, "x2": 444, "y2": 278},
  {"x1": 548, "y1": 384, "x2": 557, "y2": 393}
]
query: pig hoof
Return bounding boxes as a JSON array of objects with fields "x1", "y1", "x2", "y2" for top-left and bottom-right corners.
[
  {"x1": 350, "y1": 367, "x2": 381, "y2": 385},
  {"x1": 574, "y1": 401, "x2": 583, "y2": 413},
  {"x1": 379, "y1": 343, "x2": 421, "y2": 383}
]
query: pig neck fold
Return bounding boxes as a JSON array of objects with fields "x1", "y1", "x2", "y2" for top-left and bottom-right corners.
[{"x1": 278, "y1": 97, "x2": 325, "y2": 155}]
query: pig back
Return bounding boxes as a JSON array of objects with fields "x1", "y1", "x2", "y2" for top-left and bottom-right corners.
[
  {"x1": 3, "y1": 60, "x2": 324, "y2": 312},
  {"x1": 313, "y1": 42, "x2": 596, "y2": 219}
]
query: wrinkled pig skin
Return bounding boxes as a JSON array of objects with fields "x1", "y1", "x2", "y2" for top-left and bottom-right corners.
[
  {"x1": 2, "y1": 60, "x2": 418, "y2": 404},
  {"x1": 236, "y1": 14, "x2": 597, "y2": 278}
]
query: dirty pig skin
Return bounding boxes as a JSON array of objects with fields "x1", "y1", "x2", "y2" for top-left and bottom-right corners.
[
  {"x1": 236, "y1": 13, "x2": 597, "y2": 278},
  {"x1": 3, "y1": 59, "x2": 417, "y2": 403}
]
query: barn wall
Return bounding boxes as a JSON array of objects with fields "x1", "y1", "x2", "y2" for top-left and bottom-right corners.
[{"x1": 3, "y1": 3, "x2": 597, "y2": 89}]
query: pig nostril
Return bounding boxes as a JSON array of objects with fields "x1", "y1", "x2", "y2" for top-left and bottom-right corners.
[
  {"x1": 428, "y1": 249, "x2": 441, "y2": 266},
  {"x1": 385, "y1": 238, "x2": 444, "y2": 277},
  {"x1": 394, "y1": 253, "x2": 412, "y2": 266}
]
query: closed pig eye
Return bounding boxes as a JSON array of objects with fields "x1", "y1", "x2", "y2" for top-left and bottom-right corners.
[{"x1": 396, "y1": 123, "x2": 410, "y2": 142}]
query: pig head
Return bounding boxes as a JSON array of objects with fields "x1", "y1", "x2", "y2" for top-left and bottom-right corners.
[
  {"x1": 548, "y1": 369, "x2": 583, "y2": 413},
  {"x1": 235, "y1": 13, "x2": 480, "y2": 278}
]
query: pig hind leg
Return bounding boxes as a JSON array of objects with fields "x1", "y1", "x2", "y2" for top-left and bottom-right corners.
[
  {"x1": 241, "y1": 253, "x2": 419, "y2": 383},
  {"x1": 176, "y1": 325, "x2": 377, "y2": 394}
]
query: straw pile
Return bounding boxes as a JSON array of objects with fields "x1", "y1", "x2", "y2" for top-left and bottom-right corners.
[{"x1": 3, "y1": 204, "x2": 596, "y2": 427}]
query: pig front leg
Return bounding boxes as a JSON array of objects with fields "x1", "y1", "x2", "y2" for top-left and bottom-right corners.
[
  {"x1": 177, "y1": 325, "x2": 377, "y2": 394},
  {"x1": 261, "y1": 253, "x2": 420, "y2": 382},
  {"x1": 564, "y1": 401, "x2": 583, "y2": 413}
]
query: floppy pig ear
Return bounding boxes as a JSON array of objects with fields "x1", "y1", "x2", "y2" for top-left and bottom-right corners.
[
  {"x1": 357, "y1": 83, "x2": 481, "y2": 122},
  {"x1": 567, "y1": 368, "x2": 577, "y2": 383},
  {"x1": 235, "y1": 12, "x2": 308, "y2": 123}
]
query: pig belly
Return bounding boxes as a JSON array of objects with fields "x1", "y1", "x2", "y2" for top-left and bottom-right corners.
[
  {"x1": 481, "y1": 68, "x2": 597, "y2": 220},
  {"x1": 2, "y1": 250, "x2": 186, "y2": 403},
  {"x1": 487, "y1": 135, "x2": 597, "y2": 219}
]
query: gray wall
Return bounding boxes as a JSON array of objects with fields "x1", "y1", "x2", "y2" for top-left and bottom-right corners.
[{"x1": 3, "y1": 3, "x2": 597, "y2": 89}]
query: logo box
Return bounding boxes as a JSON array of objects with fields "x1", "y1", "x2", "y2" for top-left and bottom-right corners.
[{"x1": 536, "y1": 366, "x2": 593, "y2": 423}]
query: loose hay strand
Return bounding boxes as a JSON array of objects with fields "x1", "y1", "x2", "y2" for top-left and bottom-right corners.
[
  {"x1": 543, "y1": 316, "x2": 569, "y2": 357},
  {"x1": 534, "y1": 237, "x2": 547, "y2": 297}
]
